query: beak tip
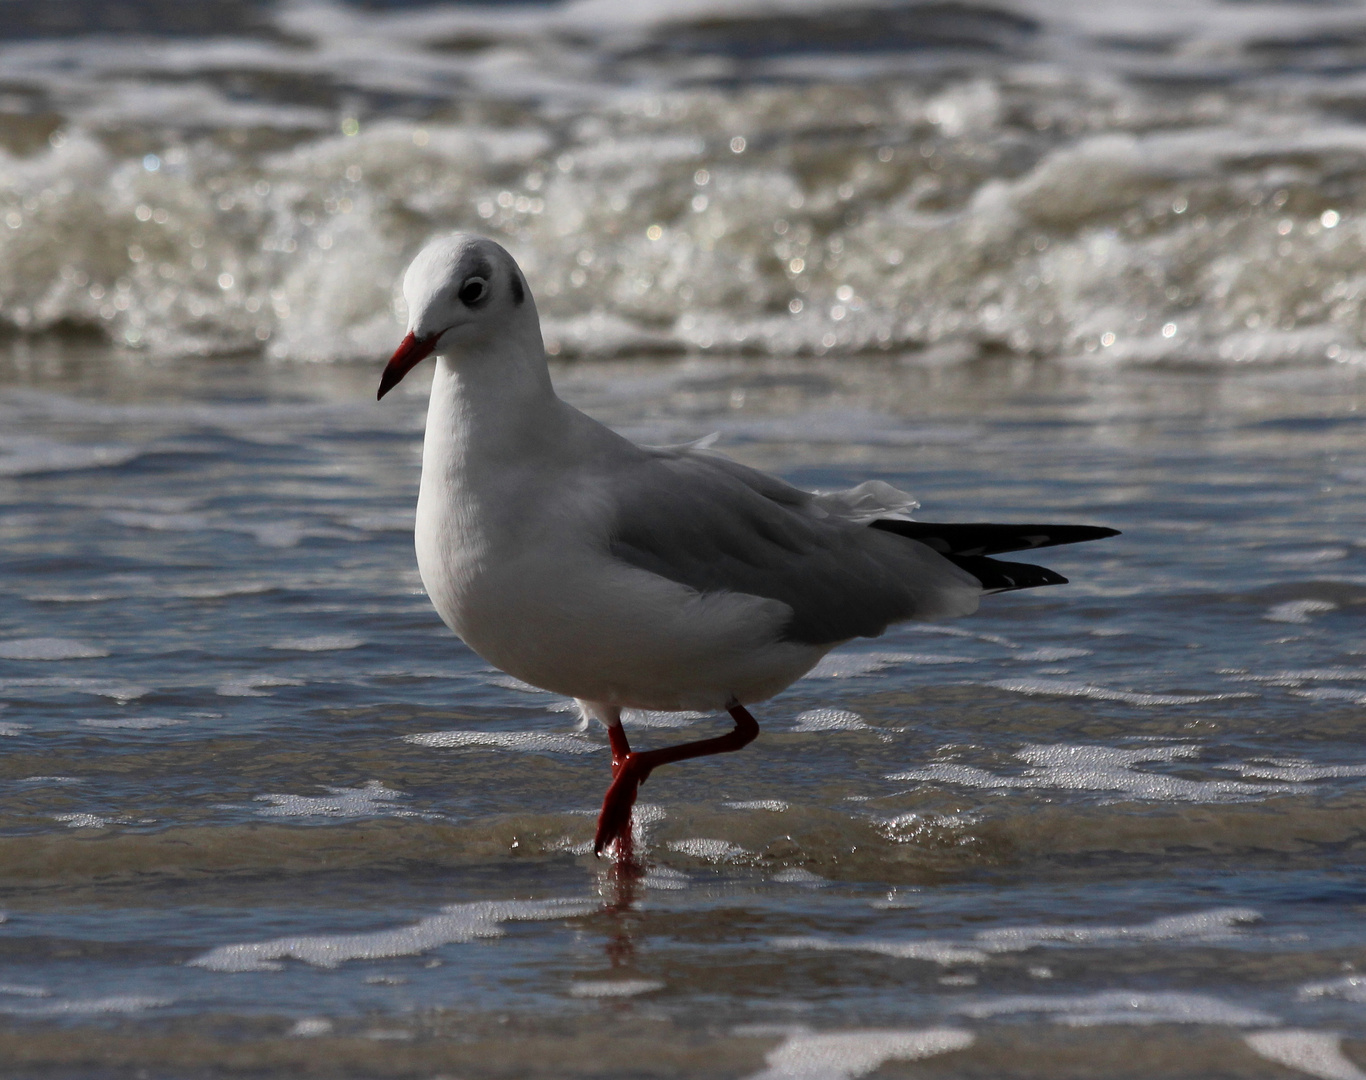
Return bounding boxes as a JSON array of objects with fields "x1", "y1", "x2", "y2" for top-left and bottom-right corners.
[{"x1": 377, "y1": 331, "x2": 436, "y2": 402}]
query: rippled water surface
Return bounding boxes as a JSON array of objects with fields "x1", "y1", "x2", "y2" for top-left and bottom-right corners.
[
  {"x1": 7, "y1": 0, "x2": 1366, "y2": 1076},
  {"x1": 0, "y1": 349, "x2": 1365, "y2": 1077}
]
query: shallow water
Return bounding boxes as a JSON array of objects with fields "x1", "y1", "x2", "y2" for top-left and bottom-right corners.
[
  {"x1": 1, "y1": 347, "x2": 1366, "y2": 1077},
  {"x1": 7, "y1": 0, "x2": 1366, "y2": 1076}
]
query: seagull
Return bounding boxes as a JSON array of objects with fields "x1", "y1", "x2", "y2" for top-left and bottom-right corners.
[{"x1": 378, "y1": 234, "x2": 1118, "y2": 857}]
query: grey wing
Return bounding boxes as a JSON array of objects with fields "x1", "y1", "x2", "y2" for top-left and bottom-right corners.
[{"x1": 605, "y1": 448, "x2": 981, "y2": 646}]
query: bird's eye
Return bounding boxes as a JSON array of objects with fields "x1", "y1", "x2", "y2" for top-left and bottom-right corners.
[{"x1": 458, "y1": 277, "x2": 489, "y2": 306}]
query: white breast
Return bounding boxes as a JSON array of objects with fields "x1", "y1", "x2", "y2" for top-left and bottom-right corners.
[{"x1": 412, "y1": 359, "x2": 829, "y2": 710}]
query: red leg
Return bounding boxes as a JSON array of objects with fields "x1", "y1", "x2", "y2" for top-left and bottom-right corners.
[
  {"x1": 594, "y1": 703, "x2": 760, "y2": 856},
  {"x1": 607, "y1": 723, "x2": 632, "y2": 775}
]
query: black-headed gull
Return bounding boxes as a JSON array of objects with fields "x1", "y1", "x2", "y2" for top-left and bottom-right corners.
[{"x1": 378, "y1": 234, "x2": 1117, "y2": 856}]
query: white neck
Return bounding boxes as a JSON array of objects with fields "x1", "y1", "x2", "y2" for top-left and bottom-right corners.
[{"x1": 423, "y1": 314, "x2": 565, "y2": 461}]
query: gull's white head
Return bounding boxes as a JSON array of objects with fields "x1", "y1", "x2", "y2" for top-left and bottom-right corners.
[{"x1": 378, "y1": 233, "x2": 534, "y2": 400}]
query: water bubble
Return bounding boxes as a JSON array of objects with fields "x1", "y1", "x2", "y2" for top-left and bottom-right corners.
[
  {"x1": 218, "y1": 273, "x2": 234, "y2": 289},
  {"x1": 1100, "y1": 332, "x2": 1116, "y2": 347},
  {"x1": 646, "y1": 224, "x2": 663, "y2": 241},
  {"x1": 789, "y1": 258, "x2": 805, "y2": 274},
  {"x1": 1162, "y1": 323, "x2": 1177, "y2": 338},
  {"x1": 878, "y1": 146, "x2": 894, "y2": 162},
  {"x1": 729, "y1": 136, "x2": 746, "y2": 154},
  {"x1": 142, "y1": 154, "x2": 160, "y2": 172},
  {"x1": 412, "y1": 129, "x2": 428, "y2": 147},
  {"x1": 1322, "y1": 209, "x2": 1341, "y2": 228},
  {"x1": 341, "y1": 117, "x2": 359, "y2": 136},
  {"x1": 134, "y1": 204, "x2": 151, "y2": 222},
  {"x1": 789, "y1": 299, "x2": 803, "y2": 314},
  {"x1": 694, "y1": 168, "x2": 709, "y2": 185}
]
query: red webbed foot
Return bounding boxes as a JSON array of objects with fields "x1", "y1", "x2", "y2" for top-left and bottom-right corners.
[{"x1": 594, "y1": 754, "x2": 655, "y2": 856}]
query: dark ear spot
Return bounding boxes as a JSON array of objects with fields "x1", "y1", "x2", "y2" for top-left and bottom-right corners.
[{"x1": 509, "y1": 270, "x2": 525, "y2": 306}]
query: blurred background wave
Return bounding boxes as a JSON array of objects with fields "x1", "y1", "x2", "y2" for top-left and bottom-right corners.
[{"x1": 3, "y1": 0, "x2": 1366, "y2": 365}]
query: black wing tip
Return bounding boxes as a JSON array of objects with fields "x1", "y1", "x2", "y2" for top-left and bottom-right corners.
[
  {"x1": 947, "y1": 553, "x2": 1071, "y2": 592},
  {"x1": 871, "y1": 519, "x2": 1120, "y2": 556}
]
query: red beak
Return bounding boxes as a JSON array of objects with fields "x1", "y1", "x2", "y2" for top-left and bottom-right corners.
[{"x1": 377, "y1": 332, "x2": 437, "y2": 400}]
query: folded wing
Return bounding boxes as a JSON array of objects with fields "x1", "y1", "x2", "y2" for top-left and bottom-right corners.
[
  {"x1": 607, "y1": 450, "x2": 981, "y2": 646},
  {"x1": 605, "y1": 448, "x2": 1117, "y2": 643}
]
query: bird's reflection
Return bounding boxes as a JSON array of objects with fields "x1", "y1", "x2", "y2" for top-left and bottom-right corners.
[{"x1": 597, "y1": 840, "x2": 645, "y2": 968}]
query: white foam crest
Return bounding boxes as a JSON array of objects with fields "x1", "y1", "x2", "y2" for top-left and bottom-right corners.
[
  {"x1": 0, "y1": 985, "x2": 49, "y2": 998},
  {"x1": 667, "y1": 838, "x2": 751, "y2": 862},
  {"x1": 253, "y1": 781, "x2": 428, "y2": 820},
  {"x1": 772, "y1": 869, "x2": 826, "y2": 887},
  {"x1": 405, "y1": 730, "x2": 601, "y2": 755},
  {"x1": 1293, "y1": 688, "x2": 1366, "y2": 705},
  {"x1": 805, "y1": 651, "x2": 975, "y2": 679},
  {"x1": 269, "y1": 634, "x2": 366, "y2": 652},
  {"x1": 891, "y1": 743, "x2": 1296, "y2": 802},
  {"x1": 52, "y1": 814, "x2": 110, "y2": 829},
  {"x1": 105, "y1": 510, "x2": 210, "y2": 533},
  {"x1": 78, "y1": 717, "x2": 186, "y2": 731},
  {"x1": 568, "y1": 979, "x2": 664, "y2": 998},
  {"x1": 987, "y1": 678, "x2": 1252, "y2": 706},
  {"x1": 1233, "y1": 668, "x2": 1366, "y2": 687},
  {"x1": 772, "y1": 908, "x2": 1256, "y2": 969},
  {"x1": 974, "y1": 908, "x2": 1260, "y2": 952},
  {"x1": 1218, "y1": 760, "x2": 1366, "y2": 781},
  {"x1": 8, "y1": 3, "x2": 1366, "y2": 368},
  {"x1": 485, "y1": 675, "x2": 549, "y2": 694},
  {"x1": 0, "y1": 435, "x2": 141, "y2": 477},
  {"x1": 958, "y1": 990, "x2": 1276, "y2": 1027},
  {"x1": 1246, "y1": 1031, "x2": 1366, "y2": 1080},
  {"x1": 771, "y1": 936, "x2": 988, "y2": 967},
  {"x1": 290, "y1": 1017, "x2": 333, "y2": 1038},
  {"x1": 0, "y1": 677, "x2": 147, "y2": 701},
  {"x1": 1014, "y1": 647, "x2": 1094, "y2": 662},
  {"x1": 790, "y1": 708, "x2": 867, "y2": 732},
  {"x1": 0, "y1": 638, "x2": 108, "y2": 661},
  {"x1": 622, "y1": 707, "x2": 709, "y2": 728},
  {"x1": 1267, "y1": 600, "x2": 1339, "y2": 624},
  {"x1": 215, "y1": 674, "x2": 305, "y2": 698},
  {"x1": 190, "y1": 897, "x2": 595, "y2": 972},
  {"x1": 0, "y1": 995, "x2": 172, "y2": 1016},
  {"x1": 1300, "y1": 976, "x2": 1366, "y2": 1004},
  {"x1": 744, "y1": 1027, "x2": 974, "y2": 1080},
  {"x1": 724, "y1": 800, "x2": 789, "y2": 811},
  {"x1": 903, "y1": 624, "x2": 1017, "y2": 647},
  {"x1": 1270, "y1": 548, "x2": 1350, "y2": 565},
  {"x1": 173, "y1": 581, "x2": 275, "y2": 600}
]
